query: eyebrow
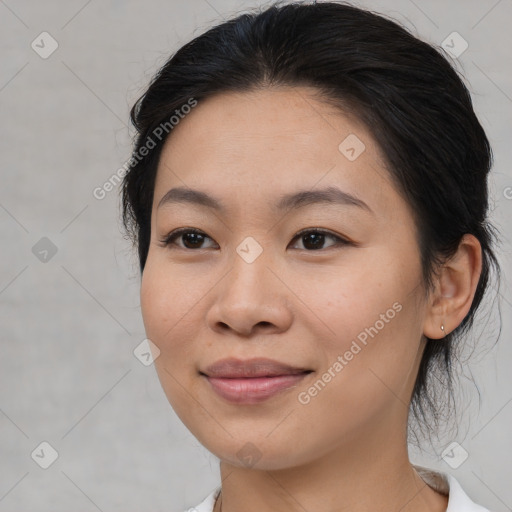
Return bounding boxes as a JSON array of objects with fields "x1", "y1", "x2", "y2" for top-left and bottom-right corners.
[{"x1": 157, "y1": 186, "x2": 373, "y2": 215}]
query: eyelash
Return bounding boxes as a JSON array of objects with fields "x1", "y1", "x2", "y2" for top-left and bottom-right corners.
[{"x1": 158, "y1": 227, "x2": 351, "y2": 251}]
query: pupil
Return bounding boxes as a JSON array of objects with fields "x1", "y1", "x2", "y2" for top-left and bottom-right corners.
[
  {"x1": 184, "y1": 233, "x2": 203, "y2": 248},
  {"x1": 304, "y1": 233, "x2": 324, "y2": 250}
]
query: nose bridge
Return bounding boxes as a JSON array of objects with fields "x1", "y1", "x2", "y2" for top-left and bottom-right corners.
[{"x1": 227, "y1": 235, "x2": 272, "y2": 300}]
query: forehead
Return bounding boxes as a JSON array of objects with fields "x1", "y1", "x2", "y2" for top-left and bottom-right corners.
[{"x1": 153, "y1": 86, "x2": 396, "y2": 215}]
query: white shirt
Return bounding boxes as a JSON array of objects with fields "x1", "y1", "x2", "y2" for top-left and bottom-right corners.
[{"x1": 184, "y1": 464, "x2": 493, "y2": 512}]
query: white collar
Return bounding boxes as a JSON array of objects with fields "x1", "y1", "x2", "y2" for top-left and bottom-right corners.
[{"x1": 413, "y1": 464, "x2": 492, "y2": 511}]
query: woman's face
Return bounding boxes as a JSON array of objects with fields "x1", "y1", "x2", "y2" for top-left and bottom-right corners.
[{"x1": 141, "y1": 86, "x2": 429, "y2": 469}]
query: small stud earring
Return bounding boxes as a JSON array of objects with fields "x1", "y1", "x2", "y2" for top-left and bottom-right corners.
[{"x1": 440, "y1": 324, "x2": 446, "y2": 337}]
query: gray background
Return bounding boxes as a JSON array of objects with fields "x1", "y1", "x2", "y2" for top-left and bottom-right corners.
[{"x1": 0, "y1": 0, "x2": 511, "y2": 511}]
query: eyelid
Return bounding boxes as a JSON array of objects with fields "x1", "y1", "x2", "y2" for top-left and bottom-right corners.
[
  {"x1": 158, "y1": 227, "x2": 352, "y2": 250},
  {"x1": 159, "y1": 227, "x2": 217, "y2": 249},
  {"x1": 290, "y1": 228, "x2": 350, "y2": 249}
]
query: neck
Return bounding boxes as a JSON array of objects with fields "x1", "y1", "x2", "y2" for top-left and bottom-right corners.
[{"x1": 214, "y1": 422, "x2": 448, "y2": 512}]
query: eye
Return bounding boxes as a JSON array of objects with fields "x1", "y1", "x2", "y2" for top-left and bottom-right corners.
[
  {"x1": 289, "y1": 228, "x2": 350, "y2": 251},
  {"x1": 159, "y1": 227, "x2": 217, "y2": 250},
  {"x1": 158, "y1": 227, "x2": 351, "y2": 251}
]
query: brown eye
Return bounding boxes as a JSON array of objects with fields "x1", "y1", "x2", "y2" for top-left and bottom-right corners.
[
  {"x1": 160, "y1": 228, "x2": 217, "y2": 250},
  {"x1": 290, "y1": 229, "x2": 350, "y2": 251},
  {"x1": 159, "y1": 227, "x2": 350, "y2": 251}
]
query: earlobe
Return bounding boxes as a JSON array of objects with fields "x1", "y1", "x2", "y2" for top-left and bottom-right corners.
[{"x1": 423, "y1": 234, "x2": 482, "y2": 340}]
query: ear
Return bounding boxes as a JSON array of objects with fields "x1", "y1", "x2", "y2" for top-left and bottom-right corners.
[{"x1": 423, "y1": 234, "x2": 483, "y2": 340}]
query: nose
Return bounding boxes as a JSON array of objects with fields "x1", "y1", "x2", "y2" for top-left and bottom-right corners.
[{"x1": 205, "y1": 247, "x2": 293, "y2": 338}]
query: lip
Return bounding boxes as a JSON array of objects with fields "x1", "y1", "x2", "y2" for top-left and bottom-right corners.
[
  {"x1": 202, "y1": 357, "x2": 311, "y2": 378},
  {"x1": 200, "y1": 357, "x2": 313, "y2": 404},
  {"x1": 204, "y1": 374, "x2": 311, "y2": 404}
]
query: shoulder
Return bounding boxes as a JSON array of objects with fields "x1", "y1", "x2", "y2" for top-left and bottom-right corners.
[
  {"x1": 413, "y1": 464, "x2": 495, "y2": 512},
  {"x1": 445, "y1": 473, "x2": 495, "y2": 512}
]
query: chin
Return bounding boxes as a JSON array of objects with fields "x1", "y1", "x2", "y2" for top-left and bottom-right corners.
[{"x1": 192, "y1": 431, "x2": 313, "y2": 471}]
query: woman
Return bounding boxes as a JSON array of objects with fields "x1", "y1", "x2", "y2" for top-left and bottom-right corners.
[{"x1": 121, "y1": 2, "x2": 501, "y2": 511}]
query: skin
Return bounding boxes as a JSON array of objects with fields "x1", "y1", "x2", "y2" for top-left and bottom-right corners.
[{"x1": 140, "y1": 86, "x2": 482, "y2": 512}]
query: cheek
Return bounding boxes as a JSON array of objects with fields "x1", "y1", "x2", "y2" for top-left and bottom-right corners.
[
  {"x1": 293, "y1": 282, "x2": 420, "y2": 442},
  {"x1": 140, "y1": 255, "x2": 214, "y2": 378},
  {"x1": 140, "y1": 259, "x2": 190, "y2": 362},
  {"x1": 140, "y1": 263, "x2": 168, "y2": 346},
  {"x1": 141, "y1": 255, "x2": 195, "y2": 341},
  {"x1": 296, "y1": 263, "x2": 397, "y2": 343},
  {"x1": 140, "y1": 259, "x2": 204, "y2": 424},
  {"x1": 302, "y1": 252, "x2": 423, "y2": 375}
]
